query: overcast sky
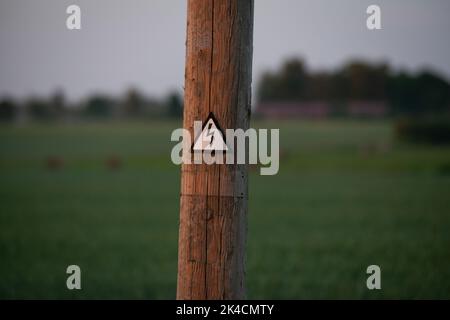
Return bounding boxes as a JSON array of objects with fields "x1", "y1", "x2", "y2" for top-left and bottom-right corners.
[{"x1": 1, "y1": 0, "x2": 449, "y2": 101}]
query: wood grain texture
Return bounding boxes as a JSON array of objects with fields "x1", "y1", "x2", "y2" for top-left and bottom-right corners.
[{"x1": 177, "y1": 0, "x2": 254, "y2": 300}]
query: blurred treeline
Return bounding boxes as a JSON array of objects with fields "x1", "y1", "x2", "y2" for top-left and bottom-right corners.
[
  {"x1": 0, "y1": 89, "x2": 183, "y2": 123},
  {"x1": 258, "y1": 58, "x2": 450, "y2": 116},
  {"x1": 1, "y1": 58, "x2": 450, "y2": 123}
]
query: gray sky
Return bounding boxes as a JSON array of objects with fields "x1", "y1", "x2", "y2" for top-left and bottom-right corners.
[{"x1": 1, "y1": 0, "x2": 449, "y2": 101}]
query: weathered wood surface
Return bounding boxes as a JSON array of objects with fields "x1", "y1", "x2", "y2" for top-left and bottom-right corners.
[{"x1": 177, "y1": 0, "x2": 254, "y2": 300}]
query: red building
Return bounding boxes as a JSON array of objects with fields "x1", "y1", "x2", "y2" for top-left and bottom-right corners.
[{"x1": 256, "y1": 101, "x2": 388, "y2": 119}]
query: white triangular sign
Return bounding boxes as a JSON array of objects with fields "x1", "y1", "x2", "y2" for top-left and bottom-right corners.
[{"x1": 193, "y1": 117, "x2": 228, "y2": 152}]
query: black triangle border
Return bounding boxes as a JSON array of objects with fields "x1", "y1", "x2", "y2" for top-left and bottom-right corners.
[{"x1": 191, "y1": 112, "x2": 227, "y2": 153}]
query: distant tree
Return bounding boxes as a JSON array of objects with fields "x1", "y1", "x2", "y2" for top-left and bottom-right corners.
[
  {"x1": 257, "y1": 57, "x2": 450, "y2": 117},
  {"x1": 165, "y1": 91, "x2": 183, "y2": 118},
  {"x1": 258, "y1": 58, "x2": 308, "y2": 102},
  {"x1": 23, "y1": 91, "x2": 68, "y2": 121},
  {"x1": 278, "y1": 58, "x2": 308, "y2": 100},
  {"x1": 0, "y1": 98, "x2": 19, "y2": 122},
  {"x1": 336, "y1": 61, "x2": 389, "y2": 101},
  {"x1": 49, "y1": 89, "x2": 66, "y2": 119},
  {"x1": 307, "y1": 72, "x2": 333, "y2": 100},
  {"x1": 84, "y1": 95, "x2": 114, "y2": 118},
  {"x1": 387, "y1": 72, "x2": 420, "y2": 115},
  {"x1": 415, "y1": 71, "x2": 450, "y2": 114},
  {"x1": 25, "y1": 98, "x2": 56, "y2": 120},
  {"x1": 257, "y1": 72, "x2": 280, "y2": 102},
  {"x1": 122, "y1": 88, "x2": 145, "y2": 117}
]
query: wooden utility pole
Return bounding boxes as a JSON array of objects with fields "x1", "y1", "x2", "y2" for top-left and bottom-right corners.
[{"x1": 177, "y1": 0, "x2": 254, "y2": 299}]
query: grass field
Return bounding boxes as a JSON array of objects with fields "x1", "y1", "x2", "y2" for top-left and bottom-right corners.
[{"x1": 1, "y1": 119, "x2": 450, "y2": 299}]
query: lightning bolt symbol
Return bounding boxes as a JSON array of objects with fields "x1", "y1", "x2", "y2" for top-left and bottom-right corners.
[{"x1": 205, "y1": 123, "x2": 214, "y2": 146}]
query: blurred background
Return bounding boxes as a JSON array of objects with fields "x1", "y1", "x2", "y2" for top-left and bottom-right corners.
[{"x1": 1, "y1": 0, "x2": 450, "y2": 299}]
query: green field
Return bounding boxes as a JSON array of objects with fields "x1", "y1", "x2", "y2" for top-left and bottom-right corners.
[{"x1": 1, "y1": 120, "x2": 450, "y2": 299}]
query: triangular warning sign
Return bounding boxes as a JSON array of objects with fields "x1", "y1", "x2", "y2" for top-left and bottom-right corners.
[{"x1": 192, "y1": 113, "x2": 228, "y2": 152}]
